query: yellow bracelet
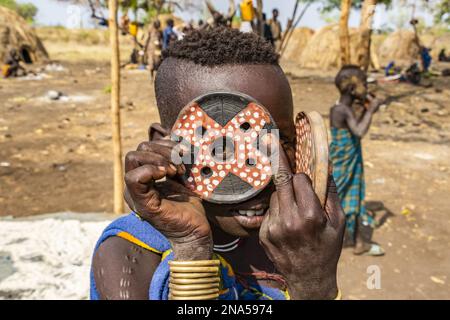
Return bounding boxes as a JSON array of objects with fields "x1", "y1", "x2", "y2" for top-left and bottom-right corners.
[{"x1": 169, "y1": 259, "x2": 221, "y2": 300}]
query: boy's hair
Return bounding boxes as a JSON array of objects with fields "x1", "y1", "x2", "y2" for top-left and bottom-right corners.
[
  {"x1": 155, "y1": 27, "x2": 280, "y2": 128},
  {"x1": 335, "y1": 64, "x2": 366, "y2": 94},
  {"x1": 161, "y1": 27, "x2": 279, "y2": 66}
]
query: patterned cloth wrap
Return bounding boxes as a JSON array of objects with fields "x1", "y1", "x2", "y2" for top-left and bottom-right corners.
[
  {"x1": 330, "y1": 127, "x2": 374, "y2": 238},
  {"x1": 90, "y1": 213, "x2": 288, "y2": 300}
]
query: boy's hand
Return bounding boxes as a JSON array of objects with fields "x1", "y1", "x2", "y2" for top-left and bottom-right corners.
[
  {"x1": 124, "y1": 139, "x2": 213, "y2": 260},
  {"x1": 259, "y1": 146, "x2": 345, "y2": 300},
  {"x1": 366, "y1": 94, "x2": 382, "y2": 113}
]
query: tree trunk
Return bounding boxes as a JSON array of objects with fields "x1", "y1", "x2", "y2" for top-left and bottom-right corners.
[
  {"x1": 357, "y1": 0, "x2": 377, "y2": 71},
  {"x1": 109, "y1": 0, "x2": 125, "y2": 215},
  {"x1": 339, "y1": 0, "x2": 352, "y2": 66}
]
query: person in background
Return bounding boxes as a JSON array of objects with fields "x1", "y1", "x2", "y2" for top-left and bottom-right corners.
[
  {"x1": 162, "y1": 19, "x2": 177, "y2": 50},
  {"x1": 120, "y1": 12, "x2": 130, "y2": 36},
  {"x1": 329, "y1": 65, "x2": 384, "y2": 257},
  {"x1": 2, "y1": 49, "x2": 26, "y2": 78},
  {"x1": 268, "y1": 8, "x2": 282, "y2": 51},
  {"x1": 438, "y1": 49, "x2": 450, "y2": 62},
  {"x1": 262, "y1": 13, "x2": 274, "y2": 45},
  {"x1": 144, "y1": 19, "x2": 163, "y2": 79}
]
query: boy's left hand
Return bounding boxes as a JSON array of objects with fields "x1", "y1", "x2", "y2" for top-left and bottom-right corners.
[{"x1": 259, "y1": 145, "x2": 345, "y2": 300}]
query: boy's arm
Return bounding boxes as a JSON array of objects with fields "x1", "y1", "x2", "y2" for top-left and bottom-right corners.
[
  {"x1": 92, "y1": 236, "x2": 161, "y2": 300},
  {"x1": 343, "y1": 107, "x2": 374, "y2": 138},
  {"x1": 344, "y1": 97, "x2": 381, "y2": 138}
]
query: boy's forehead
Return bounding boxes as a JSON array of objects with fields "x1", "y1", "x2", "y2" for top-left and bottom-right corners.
[{"x1": 167, "y1": 60, "x2": 295, "y2": 138}]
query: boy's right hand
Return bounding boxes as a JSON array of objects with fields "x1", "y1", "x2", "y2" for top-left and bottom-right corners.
[
  {"x1": 124, "y1": 139, "x2": 213, "y2": 261},
  {"x1": 366, "y1": 94, "x2": 382, "y2": 113}
]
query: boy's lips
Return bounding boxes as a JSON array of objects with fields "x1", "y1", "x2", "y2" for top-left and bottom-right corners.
[{"x1": 231, "y1": 208, "x2": 268, "y2": 229}]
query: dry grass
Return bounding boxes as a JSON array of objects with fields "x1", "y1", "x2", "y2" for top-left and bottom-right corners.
[
  {"x1": 297, "y1": 24, "x2": 361, "y2": 70},
  {"x1": 36, "y1": 27, "x2": 135, "y2": 62},
  {"x1": 281, "y1": 27, "x2": 315, "y2": 62}
]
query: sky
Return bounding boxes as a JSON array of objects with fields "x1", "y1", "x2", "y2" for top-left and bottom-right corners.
[{"x1": 17, "y1": 0, "x2": 437, "y2": 30}]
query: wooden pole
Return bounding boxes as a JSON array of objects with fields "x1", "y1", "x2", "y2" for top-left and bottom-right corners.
[
  {"x1": 109, "y1": 0, "x2": 124, "y2": 215},
  {"x1": 339, "y1": 0, "x2": 352, "y2": 66},
  {"x1": 279, "y1": 2, "x2": 312, "y2": 58},
  {"x1": 256, "y1": 0, "x2": 264, "y2": 36},
  {"x1": 357, "y1": 0, "x2": 377, "y2": 71},
  {"x1": 279, "y1": 0, "x2": 300, "y2": 55}
]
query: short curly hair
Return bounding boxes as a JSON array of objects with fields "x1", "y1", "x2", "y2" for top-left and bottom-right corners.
[
  {"x1": 335, "y1": 64, "x2": 366, "y2": 94},
  {"x1": 162, "y1": 27, "x2": 279, "y2": 66}
]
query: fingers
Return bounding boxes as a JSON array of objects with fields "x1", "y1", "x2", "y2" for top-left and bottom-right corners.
[
  {"x1": 132, "y1": 141, "x2": 186, "y2": 175},
  {"x1": 124, "y1": 164, "x2": 167, "y2": 196},
  {"x1": 292, "y1": 173, "x2": 327, "y2": 227},
  {"x1": 125, "y1": 151, "x2": 179, "y2": 177},
  {"x1": 324, "y1": 175, "x2": 345, "y2": 230},
  {"x1": 272, "y1": 143, "x2": 295, "y2": 205},
  {"x1": 148, "y1": 123, "x2": 170, "y2": 141}
]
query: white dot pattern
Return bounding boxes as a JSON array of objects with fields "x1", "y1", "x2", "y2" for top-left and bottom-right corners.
[{"x1": 172, "y1": 101, "x2": 275, "y2": 200}]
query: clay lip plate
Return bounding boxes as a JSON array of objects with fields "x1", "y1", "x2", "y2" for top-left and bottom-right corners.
[{"x1": 171, "y1": 91, "x2": 279, "y2": 204}]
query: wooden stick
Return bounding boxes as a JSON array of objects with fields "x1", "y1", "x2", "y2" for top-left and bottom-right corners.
[
  {"x1": 108, "y1": 0, "x2": 124, "y2": 215},
  {"x1": 256, "y1": 0, "x2": 264, "y2": 36},
  {"x1": 279, "y1": 2, "x2": 312, "y2": 58}
]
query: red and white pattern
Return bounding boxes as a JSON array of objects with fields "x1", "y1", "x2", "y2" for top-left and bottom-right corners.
[
  {"x1": 295, "y1": 112, "x2": 314, "y2": 180},
  {"x1": 172, "y1": 102, "x2": 275, "y2": 200}
]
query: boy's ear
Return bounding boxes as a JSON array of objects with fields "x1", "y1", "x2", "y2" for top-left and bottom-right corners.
[{"x1": 148, "y1": 123, "x2": 170, "y2": 141}]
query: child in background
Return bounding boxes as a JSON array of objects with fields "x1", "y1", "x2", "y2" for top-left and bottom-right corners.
[{"x1": 330, "y1": 65, "x2": 384, "y2": 256}]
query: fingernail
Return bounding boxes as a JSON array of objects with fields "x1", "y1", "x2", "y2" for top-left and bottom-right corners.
[
  {"x1": 169, "y1": 164, "x2": 177, "y2": 172},
  {"x1": 157, "y1": 166, "x2": 166, "y2": 172}
]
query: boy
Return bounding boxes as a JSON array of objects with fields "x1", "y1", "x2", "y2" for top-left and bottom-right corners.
[
  {"x1": 162, "y1": 19, "x2": 176, "y2": 50},
  {"x1": 330, "y1": 65, "x2": 383, "y2": 256},
  {"x1": 91, "y1": 28, "x2": 345, "y2": 300}
]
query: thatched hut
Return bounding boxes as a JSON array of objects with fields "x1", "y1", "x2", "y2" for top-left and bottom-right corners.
[
  {"x1": 282, "y1": 27, "x2": 315, "y2": 62},
  {"x1": 377, "y1": 30, "x2": 420, "y2": 67},
  {"x1": 297, "y1": 24, "x2": 360, "y2": 69},
  {"x1": 0, "y1": 6, "x2": 49, "y2": 63}
]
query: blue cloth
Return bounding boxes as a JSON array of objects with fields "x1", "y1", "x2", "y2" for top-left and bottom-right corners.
[
  {"x1": 330, "y1": 127, "x2": 373, "y2": 238},
  {"x1": 162, "y1": 26, "x2": 175, "y2": 50},
  {"x1": 385, "y1": 61, "x2": 396, "y2": 76},
  {"x1": 90, "y1": 213, "x2": 288, "y2": 300},
  {"x1": 420, "y1": 47, "x2": 432, "y2": 72}
]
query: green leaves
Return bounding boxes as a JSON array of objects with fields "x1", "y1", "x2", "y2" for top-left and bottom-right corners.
[{"x1": 0, "y1": 0, "x2": 38, "y2": 22}]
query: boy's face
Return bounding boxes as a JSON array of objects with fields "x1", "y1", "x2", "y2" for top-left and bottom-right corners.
[
  {"x1": 156, "y1": 59, "x2": 296, "y2": 237},
  {"x1": 352, "y1": 75, "x2": 368, "y2": 102}
]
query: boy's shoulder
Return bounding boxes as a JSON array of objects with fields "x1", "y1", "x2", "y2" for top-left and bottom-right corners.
[{"x1": 331, "y1": 102, "x2": 351, "y2": 114}]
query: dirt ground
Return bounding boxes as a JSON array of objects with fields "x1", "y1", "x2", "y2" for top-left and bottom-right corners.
[{"x1": 0, "y1": 38, "x2": 449, "y2": 299}]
